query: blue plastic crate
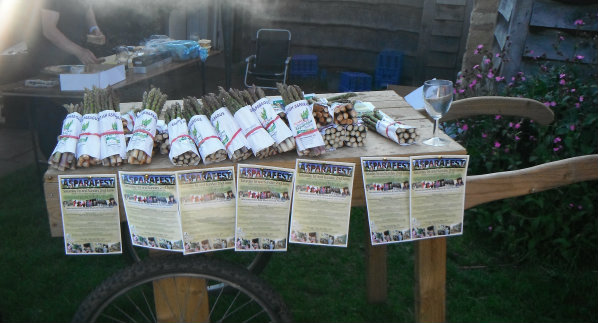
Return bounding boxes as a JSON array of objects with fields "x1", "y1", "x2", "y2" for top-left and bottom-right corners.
[
  {"x1": 375, "y1": 50, "x2": 403, "y2": 88},
  {"x1": 290, "y1": 54, "x2": 318, "y2": 78},
  {"x1": 339, "y1": 72, "x2": 372, "y2": 92}
]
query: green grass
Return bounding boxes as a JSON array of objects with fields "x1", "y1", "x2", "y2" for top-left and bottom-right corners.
[{"x1": 0, "y1": 165, "x2": 596, "y2": 322}]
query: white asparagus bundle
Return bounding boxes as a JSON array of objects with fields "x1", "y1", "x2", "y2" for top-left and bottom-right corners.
[
  {"x1": 244, "y1": 86, "x2": 296, "y2": 153},
  {"x1": 86, "y1": 86, "x2": 126, "y2": 167},
  {"x1": 76, "y1": 113, "x2": 101, "y2": 168},
  {"x1": 362, "y1": 111, "x2": 419, "y2": 145},
  {"x1": 322, "y1": 123, "x2": 367, "y2": 150},
  {"x1": 153, "y1": 121, "x2": 169, "y2": 155},
  {"x1": 183, "y1": 96, "x2": 227, "y2": 164},
  {"x1": 332, "y1": 101, "x2": 358, "y2": 125},
  {"x1": 277, "y1": 83, "x2": 326, "y2": 157},
  {"x1": 312, "y1": 102, "x2": 334, "y2": 128},
  {"x1": 126, "y1": 87, "x2": 167, "y2": 165},
  {"x1": 202, "y1": 93, "x2": 252, "y2": 162},
  {"x1": 164, "y1": 102, "x2": 200, "y2": 166},
  {"x1": 49, "y1": 104, "x2": 83, "y2": 171},
  {"x1": 219, "y1": 87, "x2": 277, "y2": 159}
]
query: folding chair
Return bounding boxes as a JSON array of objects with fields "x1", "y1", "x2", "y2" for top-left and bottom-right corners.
[{"x1": 244, "y1": 29, "x2": 291, "y2": 89}]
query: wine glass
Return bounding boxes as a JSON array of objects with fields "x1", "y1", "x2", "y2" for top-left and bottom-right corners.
[{"x1": 422, "y1": 79, "x2": 454, "y2": 146}]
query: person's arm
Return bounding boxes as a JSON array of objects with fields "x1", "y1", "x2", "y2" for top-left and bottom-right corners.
[{"x1": 41, "y1": 8, "x2": 101, "y2": 64}]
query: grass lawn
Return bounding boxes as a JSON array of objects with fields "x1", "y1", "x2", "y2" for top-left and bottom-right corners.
[{"x1": 0, "y1": 165, "x2": 596, "y2": 322}]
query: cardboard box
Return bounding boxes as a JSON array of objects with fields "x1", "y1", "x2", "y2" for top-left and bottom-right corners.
[{"x1": 59, "y1": 64, "x2": 126, "y2": 91}]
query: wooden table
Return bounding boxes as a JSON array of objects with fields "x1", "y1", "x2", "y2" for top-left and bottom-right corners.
[{"x1": 43, "y1": 90, "x2": 466, "y2": 323}]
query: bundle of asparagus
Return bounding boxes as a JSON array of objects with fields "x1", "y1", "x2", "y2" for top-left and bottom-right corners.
[
  {"x1": 183, "y1": 96, "x2": 227, "y2": 164},
  {"x1": 362, "y1": 109, "x2": 419, "y2": 145},
  {"x1": 48, "y1": 103, "x2": 83, "y2": 171},
  {"x1": 202, "y1": 93, "x2": 252, "y2": 162},
  {"x1": 332, "y1": 102, "x2": 358, "y2": 125},
  {"x1": 164, "y1": 102, "x2": 200, "y2": 166},
  {"x1": 219, "y1": 87, "x2": 277, "y2": 159},
  {"x1": 153, "y1": 123, "x2": 169, "y2": 155},
  {"x1": 76, "y1": 89, "x2": 103, "y2": 168},
  {"x1": 126, "y1": 87, "x2": 167, "y2": 165},
  {"x1": 276, "y1": 83, "x2": 326, "y2": 157},
  {"x1": 97, "y1": 86, "x2": 126, "y2": 166},
  {"x1": 243, "y1": 85, "x2": 296, "y2": 153},
  {"x1": 322, "y1": 123, "x2": 367, "y2": 150}
]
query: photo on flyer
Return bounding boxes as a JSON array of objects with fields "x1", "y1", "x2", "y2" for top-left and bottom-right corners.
[
  {"x1": 176, "y1": 167, "x2": 236, "y2": 255},
  {"x1": 235, "y1": 164, "x2": 294, "y2": 252},
  {"x1": 361, "y1": 157, "x2": 411, "y2": 245},
  {"x1": 58, "y1": 174, "x2": 122, "y2": 255},
  {"x1": 289, "y1": 159, "x2": 355, "y2": 247},
  {"x1": 409, "y1": 155, "x2": 469, "y2": 241},
  {"x1": 119, "y1": 171, "x2": 183, "y2": 252}
]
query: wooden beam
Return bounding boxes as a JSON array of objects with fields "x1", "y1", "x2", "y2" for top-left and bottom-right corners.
[
  {"x1": 365, "y1": 214, "x2": 388, "y2": 303},
  {"x1": 414, "y1": 237, "x2": 447, "y2": 323}
]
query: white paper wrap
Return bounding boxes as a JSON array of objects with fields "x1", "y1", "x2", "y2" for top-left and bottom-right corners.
[
  {"x1": 167, "y1": 118, "x2": 199, "y2": 165},
  {"x1": 76, "y1": 113, "x2": 100, "y2": 159},
  {"x1": 99, "y1": 110, "x2": 126, "y2": 160},
  {"x1": 375, "y1": 119, "x2": 417, "y2": 145},
  {"x1": 284, "y1": 100, "x2": 325, "y2": 152},
  {"x1": 234, "y1": 105, "x2": 275, "y2": 156},
  {"x1": 188, "y1": 115, "x2": 226, "y2": 162},
  {"x1": 126, "y1": 109, "x2": 158, "y2": 156},
  {"x1": 210, "y1": 107, "x2": 250, "y2": 159},
  {"x1": 52, "y1": 112, "x2": 83, "y2": 156},
  {"x1": 121, "y1": 110, "x2": 136, "y2": 132},
  {"x1": 250, "y1": 97, "x2": 294, "y2": 145}
]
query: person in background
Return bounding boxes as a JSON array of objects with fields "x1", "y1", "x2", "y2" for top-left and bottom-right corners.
[{"x1": 28, "y1": 0, "x2": 106, "y2": 68}]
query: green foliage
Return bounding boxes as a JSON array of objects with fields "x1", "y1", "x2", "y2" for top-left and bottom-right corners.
[{"x1": 448, "y1": 45, "x2": 598, "y2": 266}]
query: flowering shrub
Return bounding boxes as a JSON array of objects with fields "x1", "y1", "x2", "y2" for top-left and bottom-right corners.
[{"x1": 448, "y1": 30, "x2": 597, "y2": 265}]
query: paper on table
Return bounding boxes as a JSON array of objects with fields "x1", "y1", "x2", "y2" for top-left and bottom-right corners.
[{"x1": 404, "y1": 85, "x2": 424, "y2": 110}]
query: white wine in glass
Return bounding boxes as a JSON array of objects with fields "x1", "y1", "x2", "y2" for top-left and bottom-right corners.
[{"x1": 422, "y1": 79, "x2": 453, "y2": 146}]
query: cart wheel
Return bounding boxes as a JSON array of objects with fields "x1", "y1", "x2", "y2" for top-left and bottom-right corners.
[
  {"x1": 121, "y1": 222, "x2": 273, "y2": 274},
  {"x1": 72, "y1": 256, "x2": 291, "y2": 323}
]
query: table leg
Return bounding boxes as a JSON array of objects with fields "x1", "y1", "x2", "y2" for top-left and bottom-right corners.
[
  {"x1": 414, "y1": 237, "x2": 446, "y2": 323},
  {"x1": 365, "y1": 214, "x2": 388, "y2": 303},
  {"x1": 201, "y1": 61, "x2": 206, "y2": 95},
  {"x1": 153, "y1": 276, "x2": 210, "y2": 323},
  {"x1": 25, "y1": 97, "x2": 43, "y2": 180}
]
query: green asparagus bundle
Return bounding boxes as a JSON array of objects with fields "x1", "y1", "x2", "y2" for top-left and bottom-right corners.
[
  {"x1": 202, "y1": 92, "x2": 252, "y2": 162},
  {"x1": 75, "y1": 89, "x2": 104, "y2": 168},
  {"x1": 48, "y1": 102, "x2": 83, "y2": 171},
  {"x1": 126, "y1": 87, "x2": 167, "y2": 165},
  {"x1": 183, "y1": 96, "x2": 227, "y2": 164},
  {"x1": 276, "y1": 83, "x2": 326, "y2": 157},
  {"x1": 164, "y1": 102, "x2": 200, "y2": 166}
]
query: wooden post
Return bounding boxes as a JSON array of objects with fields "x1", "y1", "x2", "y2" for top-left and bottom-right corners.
[
  {"x1": 414, "y1": 237, "x2": 447, "y2": 323},
  {"x1": 365, "y1": 214, "x2": 388, "y2": 303}
]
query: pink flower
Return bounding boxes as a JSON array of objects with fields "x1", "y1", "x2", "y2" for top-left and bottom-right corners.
[
  {"x1": 473, "y1": 64, "x2": 480, "y2": 69},
  {"x1": 550, "y1": 101, "x2": 557, "y2": 107},
  {"x1": 495, "y1": 76, "x2": 505, "y2": 82},
  {"x1": 477, "y1": 73, "x2": 483, "y2": 79},
  {"x1": 529, "y1": 50, "x2": 534, "y2": 55},
  {"x1": 576, "y1": 55, "x2": 585, "y2": 60},
  {"x1": 487, "y1": 71, "x2": 494, "y2": 78},
  {"x1": 579, "y1": 95, "x2": 584, "y2": 102},
  {"x1": 458, "y1": 89, "x2": 465, "y2": 93},
  {"x1": 529, "y1": 135, "x2": 536, "y2": 141},
  {"x1": 559, "y1": 73, "x2": 566, "y2": 79},
  {"x1": 515, "y1": 135, "x2": 520, "y2": 141},
  {"x1": 508, "y1": 122, "x2": 514, "y2": 127},
  {"x1": 462, "y1": 124, "x2": 469, "y2": 131},
  {"x1": 569, "y1": 124, "x2": 576, "y2": 131},
  {"x1": 553, "y1": 137, "x2": 562, "y2": 143},
  {"x1": 495, "y1": 115, "x2": 502, "y2": 120},
  {"x1": 474, "y1": 49, "x2": 480, "y2": 55},
  {"x1": 570, "y1": 88, "x2": 576, "y2": 93},
  {"x1": 569, "y1": 203, "x2": 575, "y2": 208},
  {"x1": 481, "y1": 133, "x2": 487, "y2": 138},
  {"x1": 553, "y1": 147, "x2": 560, "y2": 152},
  {"x1": 575, "y1": 102, "x2": 581, "y2": 108},
  {"x1": 521, "y1": 76, "x2": 526, "y2": 81},
  {"x1": 488, "y1": 226, "x2": 493, "y2": 232},
  {"x1": 574, "y1": 19, "x2": 585, "y2": 26},
  {"x1": 477, "y1": 44, "x2": 484, "y2": 50},
  {"x1": 578, "y1": 205, "x2": 583, "y2": 210},
  {"x1": 495, "y1": 53, "x2": 500, "y2": 57},
  {"x1": 514, "y1": 123, "x2": 521, "y2": 129},
  {"x1": 494, "y1": 141, "x2": 501, "y2": 148},
  {"x1": 469, "y1": 79, "x2": 477, "y2": 88},
  {"x1": 559, "y1": 35, "x2": 565, "y2": 41},
  {"x1": 559, "y1": 79, "x2": 566, "y2": 85},
  {"x1": 504, "y1": 148, "x2": 510, "y2": 153},
  {"x1": 484, "y1": 58, "x2": 491, "y2": 64}
]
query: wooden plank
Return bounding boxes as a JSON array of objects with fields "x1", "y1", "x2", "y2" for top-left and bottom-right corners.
[
  {"x1": 429, "y1": 35, "x2": 462, "y2": 53},
  {"x1": 153, "y1": 277, "x2": 210, "y2": 323},
  {"x1": 414, "y1": 237, "x2": 447, "y2": 323},
  {"x1": 435, "y1": 3, "x2": 466, "y2": 21},
  {"x1": 415, "y1": 0, "x2": 436, "y2": 84},
  {"x1": 426, "y1": 51, "x2": 458, "y2": 68},
  {"x1": 523, "y1": 29, "x2": 596, "y2": 64},
  {"x1": 497, "y1": 0, "x2": 534, "y2": 82},
  {"x1": 465, "y1": 154, "x2": 598, "y2": 209},
  {"x1": 497, "y1": 0, "x2": 515, "y2": 21},
  {"x1": 530, "y1": 0, "x2": 598, "y2": 31},
  {"x1": 457, "y1": 0, "x2": 474, "y2": 73},
  {"x1": 436, "y1": 0, "x2": 466, "y2": 5},
  {"x1": 431, "y1": 20, "x2": 464, "y2": 37},
  {"x1": 494, "y1": 15, "x2": 509, "y2": 50}
]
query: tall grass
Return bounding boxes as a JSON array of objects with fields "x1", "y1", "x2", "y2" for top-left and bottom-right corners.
[{"x1": 0, "y1": 165, "x2": 596, "y2": 322}]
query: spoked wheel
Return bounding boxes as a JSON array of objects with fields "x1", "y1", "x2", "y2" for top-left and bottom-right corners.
[
  {"x1": 72, "y1": 256, "x2": 291, "y2": 323},
  {"x1": 120, "y1": 222, "x2": 273, "y2": 275}
]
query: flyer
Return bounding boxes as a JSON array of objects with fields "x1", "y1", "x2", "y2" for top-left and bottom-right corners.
[
  {"x1": 58, "y1": 174, "x2": 121, "y2": 255},
  {"x1": 235, "y1": 164, "x2": 294, "y2": 251},
  {"x1": 176, "y1": 167, "x2": 236, "y2": 255},
  {"x1": 289, "y1": 159, "x2": 355, "y2": 247},
  {"x1": 119, "y1": 171, "x2": 183, "y2": 252},
  {"x1": 361, "y1": 157, "x2": 411, "y2": 244},
  {"x1": 409, "y1": 155, "x2": 469, "y2": 240}
]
